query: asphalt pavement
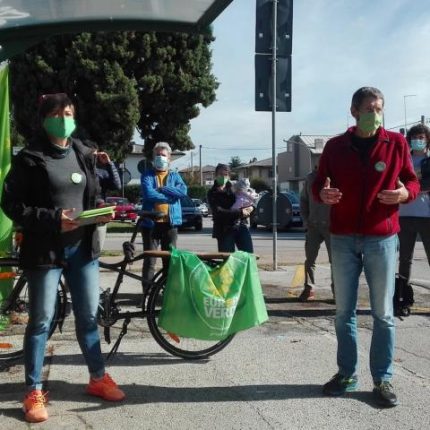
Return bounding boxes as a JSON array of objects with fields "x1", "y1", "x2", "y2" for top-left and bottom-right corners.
[{"x1": 1, "y1": 246, "x2": 430, "y2": 428}]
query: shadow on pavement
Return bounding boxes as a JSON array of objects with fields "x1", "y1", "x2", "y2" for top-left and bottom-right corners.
[
  {"x1": 51, "y1": 352, "x2": 209, "y2": 367},
  {"x1": 264, "y1": 297, "x2": 335, "y2": 305},
  {"x1": 0, "y1": 380, "x2": 384, "y2": 420},
  {"x1": 268, "y1": 309, "x2": 373, "y2": 318}
]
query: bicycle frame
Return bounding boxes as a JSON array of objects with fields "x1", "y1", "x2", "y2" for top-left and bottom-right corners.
[{"x1": 1, "y1": 212, "x2": 234, "y2": 362}]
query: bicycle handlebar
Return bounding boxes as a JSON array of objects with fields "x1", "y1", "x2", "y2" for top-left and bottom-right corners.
[
  {"x1": 142, "y1": 250, "x2": 232, "y2": 260},
  {"x1": 136, "y1": 210, "x2": 165, "y2": 220}
]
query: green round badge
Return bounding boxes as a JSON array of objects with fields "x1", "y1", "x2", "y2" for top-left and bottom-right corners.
[
  {"x1": 374, "y1": 161, "x2": 386, "y2": 172},
  {"x1": 71, "y1": 173, "x2": 83, "y2": 184}
]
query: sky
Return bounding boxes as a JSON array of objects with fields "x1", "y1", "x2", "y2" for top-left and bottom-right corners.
[{"x1": 172, "y1": 0, "x2": 430, "y2": 170}]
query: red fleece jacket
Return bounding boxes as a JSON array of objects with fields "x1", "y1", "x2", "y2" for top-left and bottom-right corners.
[{"x1": 312, "y1": 127, "x2": 420, "y2": 236}]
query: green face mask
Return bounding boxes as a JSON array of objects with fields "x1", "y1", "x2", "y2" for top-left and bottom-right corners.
[
  {"x1": 43, "y1": 116, "x2": 76, "y2": 139},
  {"x1": 216, "y1": 175, "x2": 229, "y2": 186},
  {"x1": 357, "y1": 112, "x2": 382, "y2": 134}
]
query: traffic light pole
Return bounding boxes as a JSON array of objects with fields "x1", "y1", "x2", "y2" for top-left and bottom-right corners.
[{"x1": 271, "y1": 0, "x2": 278, "y2": 271}]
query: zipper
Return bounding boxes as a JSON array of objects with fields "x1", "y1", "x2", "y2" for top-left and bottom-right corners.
[{"x1": 357, "y1": 160, "x2": 367, "y2": 233}]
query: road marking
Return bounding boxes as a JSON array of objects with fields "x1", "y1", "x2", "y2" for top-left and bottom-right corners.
[{"x1": 290, "y1": 264, "x2": 304, "y2": 289}]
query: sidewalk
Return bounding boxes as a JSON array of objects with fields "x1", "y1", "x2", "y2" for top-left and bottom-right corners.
[{"x1": 1, "y1": 265, "x2": 429, "y2": 429}]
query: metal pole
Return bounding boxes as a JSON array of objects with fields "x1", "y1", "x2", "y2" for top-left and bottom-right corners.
[
  {"x1": 121, "y1": 162, "x2": 125, "y2": 198},
  {"x1": 191, "y1": 151, "x2": 194, "y2": 183},
  {"x1": 199, "y1": 145, "x2": 203, "y2": 186},
  {"x1": 271, "y1": 0, "x2": 278, "y2": 271}
]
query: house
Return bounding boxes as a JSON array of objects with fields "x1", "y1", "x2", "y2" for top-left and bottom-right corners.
[
  {"x1": 278, "y1": 135, "x2": 333, "y2": 193},
  {"x1": 179, "y1": 165, "x2": 216, "y2": 185},
  {"x1": 233, "y1": 157, "x2": 273, "y2": 185}
]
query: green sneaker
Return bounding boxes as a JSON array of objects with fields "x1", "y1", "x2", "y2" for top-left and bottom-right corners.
[
  {"x1": 373, "y1": 381, "x2": 398, "y2": 407},
  {"x1": 323, "y1": 373, "x2": 358, "y2": 396}
]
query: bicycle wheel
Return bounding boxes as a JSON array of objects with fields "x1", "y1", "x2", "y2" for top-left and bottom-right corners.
[
  {"x1": 147, "y1": 277, "x2": 234, "y2": 360},
  {"x1": 0, "y1": 274, "x2": 66, "y2": 361}
]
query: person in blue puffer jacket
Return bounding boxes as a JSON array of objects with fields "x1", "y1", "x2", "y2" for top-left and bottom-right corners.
[{"x1": 140, "y1": 142, "x2": 187, "y2": 287}]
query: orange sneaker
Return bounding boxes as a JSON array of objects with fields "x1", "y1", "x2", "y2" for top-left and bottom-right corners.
[
  {"x1": 23, "y1": 390, "x2": 48, "y2": 423},
  {"x1": 86, "y1": 373, "x2": 125, "y2": 401}
]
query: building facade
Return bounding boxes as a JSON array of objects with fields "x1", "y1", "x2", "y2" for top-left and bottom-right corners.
[{"x1": 278, "y1": 135, "x2": 333, "y2": 193}]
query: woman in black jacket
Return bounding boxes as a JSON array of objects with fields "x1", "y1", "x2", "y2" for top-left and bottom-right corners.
[
  {"x1": 207, "y1": 163, "x2": 254, "y2": 252},
  {"x1": 1, "y1": 93, "x2": 124, "y2": 423}
]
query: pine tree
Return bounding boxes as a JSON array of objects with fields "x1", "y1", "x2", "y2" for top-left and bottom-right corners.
[{"x1": 9, "y1": 29, "x2": 218, "y2": 160}]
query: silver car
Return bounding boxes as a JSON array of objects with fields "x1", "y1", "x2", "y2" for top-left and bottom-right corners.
[{"x1": 192, "y1": 198, "x2": 209, "y2": 217}]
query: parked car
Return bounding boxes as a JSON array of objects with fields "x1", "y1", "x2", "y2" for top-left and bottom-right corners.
[
  {"x1": 192, "y1": 198, "x2": 209, "y2": 217},
  {"x1": 180, "y1": 196, "x2": 203, "y2": 231},
  {"x1": 134, "y1": 198, "x2": 143, "y2": 212},
  {"x1": 285, "y1": 191, "x2": 302, "y2": 225},
  {"x1": 105, "y1": 196, "x2": 138, "y2": 223}
]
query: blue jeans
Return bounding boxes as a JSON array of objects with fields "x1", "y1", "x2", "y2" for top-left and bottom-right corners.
[
  {"x1": 330, "y1": 234, "x2": 397, "y2": 383},
  {"x1": 24, "y1": 243, "x2": 104, "y2": 390},
  {"x1": 217, "y1": 224, "x2": 254, "y2": 253}
]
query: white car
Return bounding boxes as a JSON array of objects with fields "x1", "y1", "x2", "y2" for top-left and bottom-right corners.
[{"x1": 192, "y1": 199, "x2": 209, "y2": 217}]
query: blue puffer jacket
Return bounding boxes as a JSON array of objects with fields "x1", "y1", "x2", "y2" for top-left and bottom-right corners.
[{"x1": 140, "y1": 169, "x2": 187, "y2": 228}]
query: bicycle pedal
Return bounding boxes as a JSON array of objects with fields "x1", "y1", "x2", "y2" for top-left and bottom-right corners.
[{"x1": 167, "y1": 333, "x2": 180, "y2": 343}]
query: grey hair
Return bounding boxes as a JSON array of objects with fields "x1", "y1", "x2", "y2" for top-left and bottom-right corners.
[
  {"x1": 153, "y1": 141, "x2": 172, "y2": 156},
  {"x1": 351, "y1": 87, "x2": 384, "y2": 110}
]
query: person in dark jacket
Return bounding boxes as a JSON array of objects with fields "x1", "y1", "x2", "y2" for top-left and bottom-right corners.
[
  {"x1": 299, "y1": 166, "x2": 334, "y2": 302},
  {"x1": 207, "y1": 163, "x2": 254, "y2": 252},
  {"x1": 313, "y1": 87, "x2": 419, "y2": 408},
  {"x1": 398, "y1": 124, "x2": 430, "y2": 289},
  {"x1": 82, "y1": 140, "x2": 122, "y2": 205},
  {"x1": 82, "y1": 140, "x2": 122, "y2": 249},
  {"x1": 1, "y1": 93, "x2": 124, "y2": 423}
]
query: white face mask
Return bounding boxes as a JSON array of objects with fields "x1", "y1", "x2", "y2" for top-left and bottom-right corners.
[{"x1": 153, "y1": 155, "x2": 169, "y2": 171}]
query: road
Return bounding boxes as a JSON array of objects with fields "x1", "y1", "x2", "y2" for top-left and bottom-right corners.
[
  {"x1": 105, "y1": 217, "x2": 312, "y2": 267},
  {"x1": 104, "y1": 216, "x2": 430, "y2": 284}
]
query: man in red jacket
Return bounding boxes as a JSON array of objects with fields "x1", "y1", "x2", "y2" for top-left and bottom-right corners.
[{"x1": 313, "y1": 87, "x2": 419, "y2": 407}]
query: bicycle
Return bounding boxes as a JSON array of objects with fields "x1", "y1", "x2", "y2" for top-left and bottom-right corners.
[{"x1": 0, "y1": 211, "x2": 234, "y2": 362}]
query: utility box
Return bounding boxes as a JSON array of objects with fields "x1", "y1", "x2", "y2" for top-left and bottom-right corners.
[{"x1": 252, "y1": 192, "x2": 302, "y2": 230}]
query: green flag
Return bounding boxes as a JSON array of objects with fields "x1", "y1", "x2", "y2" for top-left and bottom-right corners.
[
  {"x1": 0, "y1": 64, "x2": 13, "y2": 322},
  {"x1": 159, "y1": 249, "x2": 268, "y2": 340}
]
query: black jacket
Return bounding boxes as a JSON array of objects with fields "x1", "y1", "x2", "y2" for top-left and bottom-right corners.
[
  {"x1": 1, "y1": 136, "x2": 101, "y2": 268},
  {"x1": 207, "y1": 181, "x2": 242, "y2": 238}
]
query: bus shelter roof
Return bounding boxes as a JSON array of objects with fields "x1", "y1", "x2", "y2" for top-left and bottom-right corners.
[{"x1": 0, "y1": 0, "x2": 233, "y2": 61}]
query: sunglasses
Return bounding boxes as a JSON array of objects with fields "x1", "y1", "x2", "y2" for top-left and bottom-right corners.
[{"x1": 38, "y1": 93, "x2": 69, "y2": 105}]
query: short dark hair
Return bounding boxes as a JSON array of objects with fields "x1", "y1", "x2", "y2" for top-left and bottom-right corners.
[
  {"x1": 82, "y1": 139, "x2": 99, "y2": 151},
  {"x1": 215, "y1": 163, "x2": 230, "y2": 175},
  {"x1": 38, "y1": 93, "x2": 75, "y2": 119},
  {"x1": 351, "y1": 87, "x2": 384, "y2": 110},
  {"x1": 406, "y1": 124, "x2": 430, "y2": 148}
]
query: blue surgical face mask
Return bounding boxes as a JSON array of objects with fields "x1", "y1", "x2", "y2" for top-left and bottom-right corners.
[
  {"x1": 410, "y1": 138, "x2": 427, "y2": 152},
  {"x1": 153, "y1": 155, "x2": 169, "y2": 171}
]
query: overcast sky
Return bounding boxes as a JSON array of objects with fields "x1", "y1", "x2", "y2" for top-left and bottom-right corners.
[{"x1": 172, "y1": 0, "x2": 430, "y2": 170}]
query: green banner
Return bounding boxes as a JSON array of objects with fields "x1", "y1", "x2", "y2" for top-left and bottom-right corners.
[
  {"x1": 0, "y1": 64, "x2": 13, "y2": 322},
  {"x1": 159, "y1": 249, "x2": 268, "y2": 340}
]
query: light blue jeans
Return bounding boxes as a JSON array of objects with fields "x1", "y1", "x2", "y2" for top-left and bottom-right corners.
[
  {"x1": 330, "y1": 234, "x2": 397, "y2": 383},
  {"x1": 24, "y1": 243, "x2": 104, "y2": 390}
]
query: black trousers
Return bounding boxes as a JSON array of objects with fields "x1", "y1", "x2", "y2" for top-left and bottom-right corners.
[
  {"x1": 398, "y1": 216, "x2": 430, "y2": 283},
  {"x1": 141, "y1": 223, "x2": 177, "y2": 289}
]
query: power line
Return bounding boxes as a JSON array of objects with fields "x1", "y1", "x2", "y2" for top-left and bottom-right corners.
[{"x1": 201, "y1": 146, "x2": 284, "y2": 151}]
